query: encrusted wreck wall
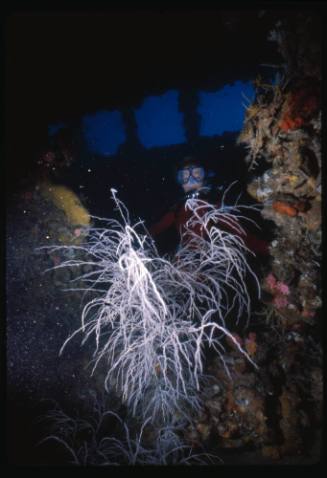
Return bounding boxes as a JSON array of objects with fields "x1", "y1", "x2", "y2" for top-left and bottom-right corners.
[{"x1": 186, "y1": 14, "x2": 322, "y2": 462}]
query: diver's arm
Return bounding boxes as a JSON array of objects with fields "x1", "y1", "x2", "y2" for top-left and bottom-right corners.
[
  {"x1": 241, "y1": 231, "x2": 269, "y2": 255},
  {"x1": 214, "y1": 203, "x2": 269, "y2": 256},
  {"x1": 149, "y1": 210, "x2": 176, "y2": 237}
]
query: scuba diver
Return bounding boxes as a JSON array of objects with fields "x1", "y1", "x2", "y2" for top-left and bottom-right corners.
[{"x1": 150, "y1": 156, "x2": 269, "y2": 257}]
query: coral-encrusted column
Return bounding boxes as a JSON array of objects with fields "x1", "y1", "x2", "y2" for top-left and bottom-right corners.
[{"x1": 237, "y1": 14, "x2": 322, "y2": 459}]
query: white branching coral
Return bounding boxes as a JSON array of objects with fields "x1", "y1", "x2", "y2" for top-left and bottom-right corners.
[{"x1": 43, "y1": 188, "x2": 260, "y2": 426}]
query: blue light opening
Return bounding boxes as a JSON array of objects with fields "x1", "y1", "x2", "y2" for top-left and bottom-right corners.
[
  {"x1": 134, "y1": 90, "x2": 186, "y2": 149},
  {"x1": 48, "y1": 122, "x2": 67, "y2": 136},
  {"x1": 82, "y1": 110, "x2": 126, "y2": 156},
  {"x1": 198, "y1": 81, "x2": 255, "y2": 137}
]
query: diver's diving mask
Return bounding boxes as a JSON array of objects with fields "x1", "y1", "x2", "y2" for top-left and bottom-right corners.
[{"x1": 176, "y1": 166, "x2": 205, "y2": 185}]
